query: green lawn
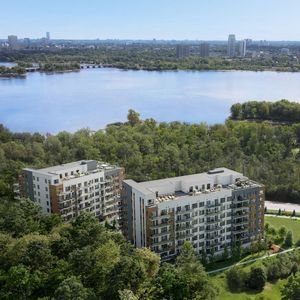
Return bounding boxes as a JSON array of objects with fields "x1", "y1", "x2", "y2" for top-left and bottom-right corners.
[
  {"x1": 210, "y1": 258, "x2": 287, "y2": 300},
  {"x1": 208, "y1": 216, "x2": 300, "y2": 299},
  {"x1": 211, "y1": 271, "x2": 286, "y2": 300},
  {"x1": 265, "y1": 215, "x2": 300, "y2": 241}
]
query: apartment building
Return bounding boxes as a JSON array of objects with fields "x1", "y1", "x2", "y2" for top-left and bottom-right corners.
[
  {"x1": 19, "y1": 160, "x2": 124, "y2": 223},
  {"x1": 122, "y1": 168, "x2": 264, "y2": 260}
]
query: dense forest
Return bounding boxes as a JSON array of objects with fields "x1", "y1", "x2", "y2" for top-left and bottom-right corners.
[
  {"x1": 230, "y1": 100, "x2": 300, "y2": 123},
  {"x1": 1, "y1": 106, "x2": 300, "y2": 204},
  {"x1": 1, "y1": 47, "x2": 300, "y2": 72},
  {"x1": 0, "y1": 199, "x2": 218, "y2": 299}
]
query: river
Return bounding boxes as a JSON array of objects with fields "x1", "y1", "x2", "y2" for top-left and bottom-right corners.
[{"x1": 1, "y1": 68, "x2": 300, "y2": 133}]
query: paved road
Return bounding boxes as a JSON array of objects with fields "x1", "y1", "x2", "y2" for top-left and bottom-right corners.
[
  {"x1": 207, "y1": 246, "x2": 300, "y2": 274},
  {"x1": 265, "y1": 201, "x2": 300, "y2": 212}
]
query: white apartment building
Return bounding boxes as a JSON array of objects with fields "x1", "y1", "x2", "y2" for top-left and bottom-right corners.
[
  {"x1": 20, "y1": 160, "x2": 124, "y2": 223},
  {"x1": 122, "y1": 168, "x2": 264, "y2": 260}
]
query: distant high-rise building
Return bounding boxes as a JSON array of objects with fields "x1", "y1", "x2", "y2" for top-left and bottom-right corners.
[
  {"x1": 46, "y1": 32, "x2": 50, "y2": 40},
  {"x1": 239, "y1": 40, "x2": 247, "y2": 57},
  {"x1": 227, "y1": 34, "x2": 236, "y2": 58},
  {"x1": 199, "y1": 43, "x2": 210, "y2": 57},
  {"x1": 7, "y1": 35, "x2": 18, "y2": 50},
  {"x1": 24, "y1": 38, "x2": 31, "y2": 48},
  {"x1": 176, "y1": 44, "x2": 191, "y2": 58}
]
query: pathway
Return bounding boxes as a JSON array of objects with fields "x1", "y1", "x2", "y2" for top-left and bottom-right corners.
[{"x1": 207, "y1": 246, "x2": 300, "y2": 274}]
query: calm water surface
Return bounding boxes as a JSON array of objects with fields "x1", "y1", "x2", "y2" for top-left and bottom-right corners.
[{"x1": 1, "y1": 68, "x2": 300, "y2": 133}]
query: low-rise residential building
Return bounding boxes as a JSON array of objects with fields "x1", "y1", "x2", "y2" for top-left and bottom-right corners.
[
  {"x1": 19, "y1": 160, "x2": 124, "y2": 223},
  {"x1": 122, "y1": 168, "x2": 264, "y2": 260}
]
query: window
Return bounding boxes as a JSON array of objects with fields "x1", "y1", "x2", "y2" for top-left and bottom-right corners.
[
  {"x1": 45, "y1": 179, "x2": 47, "y2": 183},
  {"x1": 33, "y1": 176, "x2": 35, "y2": 180},
  {"x1": 65, "y1": 173, "x2": 68, "y2": 177},
  {"x1": 47, "y1": 208, "x2": 50, "y2": 213},
  {"x1": 45, "y1": 187, "x2": 48, "y2": 192},
  {"x1": 47, "y1": 201, "x2": 49, "y2": 206},
  {"x1": 207, "y1": 183, "x2": 210, "y2": 189},
  {"x1": 37, "y1": 185, "x2": 40, "y2": 189}
]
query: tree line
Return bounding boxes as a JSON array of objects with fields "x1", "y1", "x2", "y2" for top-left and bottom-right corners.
[
  {"x1": 0, "y1": 199, "x2": 218, "y2": 299},
  {"x1": 230, "y1": 100, "x2": 300, "y2": 123},
  {"x1": 2, "y1": 107, "x2": 300, "y2": 203},
  {"x1": 2, "y1": 47, "x2": 300, "y2": 72}
]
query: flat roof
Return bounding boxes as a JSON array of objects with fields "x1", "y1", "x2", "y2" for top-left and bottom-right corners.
[
  {"x1": 24, "y1": 160, "x2": 121, "y2": 176},
  {"x1": 124, "y1": 167, "x2": 243, "y2": 192}
]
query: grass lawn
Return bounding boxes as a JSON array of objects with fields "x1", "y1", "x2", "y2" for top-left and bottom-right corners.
[
  {"x1": 265, "y1": 215, "x2": 300, "y2": 241},
  {"x1": 211, "y1": 271, "x2": 286, "y2": 300},
  {"x1": 210, "y1": 257, "x2": 287, "y2": 300}
]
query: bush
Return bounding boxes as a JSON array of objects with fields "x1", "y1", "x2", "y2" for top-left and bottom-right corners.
[
  {"x1": 225, "y1": 265, "x2": 248, "y2": 292},
  {"x1": 248, "y1": 267, "x2": 267, "y2": 291}
]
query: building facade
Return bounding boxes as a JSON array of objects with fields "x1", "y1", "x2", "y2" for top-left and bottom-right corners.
[
  {"x1": 19, "y1": 160, "x2": 124, "y2": 223},
  {"x1": 199, "y1": 43, "x2": 210, "y2": 57},
  {"x1": 176, "y1": 44, "x2": 191, "y2": 58},
  {"x1": 122, "y1": 168, "x2": 264, "y2": 260},
  {"x1": 7, "y1": 35, "x2": 18, "y2": 50},
  {"x1": 239, "y1": 40, "x2": 247, "y2": 57},
  {"x1": 227, "y1": 34, "x2": 236, "y2": 57}
]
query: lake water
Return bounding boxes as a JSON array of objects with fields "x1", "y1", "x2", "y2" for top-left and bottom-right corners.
[
  {"x1": 1, "y1": 68, "x2": 300, "y2": 133},
  {"x1": 0, "y1": 62, "x2": 17, "y2": 67}
]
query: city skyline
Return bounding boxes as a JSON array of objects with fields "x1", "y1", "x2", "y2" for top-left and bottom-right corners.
[{"x1": 1, "y1": 0, "x2": 300, "y2": 40}]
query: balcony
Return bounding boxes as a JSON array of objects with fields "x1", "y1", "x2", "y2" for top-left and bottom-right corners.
[
  {"x1": 151, "y1": 239, "x2": 171, "y2": 246},
  {"x1": 176, "y1": 224, "x2": 192, "y2": 231},
  {"x1": 207, "y1": 218, "x2": 220, "y2": 224},
  {"x1": 206, "y1": 209, "x2": 221, "y2": 215},
  {"x1": 232, "y1": 226, "x2": 248, "y2": 234},
  {"x1": 151, "y1": 222, "x2": 170, "y2": 229},
  {"x1": 176, "y1": 217, "x2": 192, "y2": 223},
  {"x1": 176, "y1": 208, "x2": 192, "y2": 215},
  {"x1": 206, "y1": 226, "x2": 221, "y2": 232},
  {"x1": 176, "y1": 232, "x2": 193, "y2": 239}
]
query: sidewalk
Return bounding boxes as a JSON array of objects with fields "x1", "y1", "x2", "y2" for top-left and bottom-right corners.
[{"x1": 208, "y1": 246, "x2": 300, "y2": 274}]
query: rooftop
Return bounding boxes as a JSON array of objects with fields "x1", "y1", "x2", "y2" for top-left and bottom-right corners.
[
  {"x1": 24, "y1": 160, "x2": 121, "y2": 177},
  {"x1": 124, "y1": 168, "x2": 262, "y2": 204}
]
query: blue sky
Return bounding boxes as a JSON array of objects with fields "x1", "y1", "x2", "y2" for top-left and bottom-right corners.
[{"x1": 1, "y1": 0, "x2": 300, "y2": 40}]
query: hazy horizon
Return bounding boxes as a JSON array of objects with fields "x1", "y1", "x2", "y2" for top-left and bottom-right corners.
[{"x1": 1, "y1": 0, "x2": 300, "y2": 41}]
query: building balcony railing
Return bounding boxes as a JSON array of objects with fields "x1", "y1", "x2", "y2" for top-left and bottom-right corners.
[
  {"x1": 206, "y1": 209, "x2": 221, "y2": 215},
  {"x1": 206, "y1": 203, "x2": 222, "y2": 208},
  {"x1": 151, "y1": 239, "x2": 172, "y2": 246},
  {"x1": 151, "y1": 223, "x2": 170, "y2": 229},
  {"x1": 206, "y1": 226, "x2": 222, "y2": 232},
  {"x1": 176, "y1": 218, "x2": 192, "y2": 224},
  {"x1": 176, "y1": 224, "x2": 192, "y2": 231},
  {"x1": 176, "y1": 208, "x2": 193, "y2": 214},
  {"x1": 176, "y1": 233, "x2": 193, "y2": 239},
  {"x1": 232, "y1": 227, "x2": 248, "y2": 234},
  {"x1": 206, "y1": 218, "x2": 221, "y2": 224}
]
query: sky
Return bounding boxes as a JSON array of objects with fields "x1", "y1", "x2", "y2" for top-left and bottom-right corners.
[{"x1": 1, "y1": 0, "x2": 300, "y2": 40}]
